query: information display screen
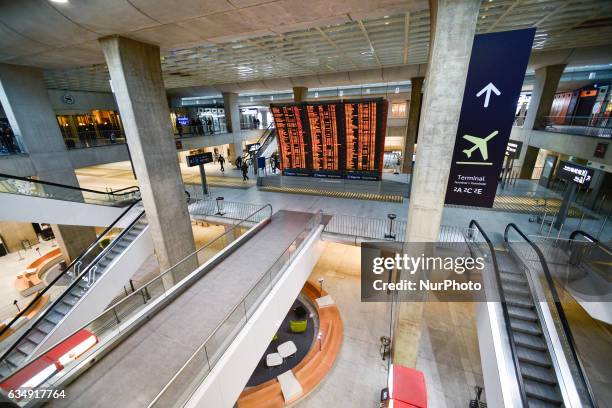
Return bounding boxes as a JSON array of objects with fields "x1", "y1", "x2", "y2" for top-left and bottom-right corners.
[
  {"x1": 307, "y1": 104, "x2": 341, "y2": 178},
  {"x1": 271, "y1": 105, "x2": 311, "y2": 176},
  {"x1": 271, "y1": 99, "x2": 387, "y2": 180},
  {"x1": 557, "y1": 161, "x2": 594, "y2": 187}
]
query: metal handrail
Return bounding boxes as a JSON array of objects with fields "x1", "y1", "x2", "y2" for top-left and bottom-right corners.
[
  {"x1": 0, "y1": 206, "x2": 146, "y2": 375},
  {"x1": 569, "y1": 230, "x2": 612, "y2": 254},
  {"x1": 504, "y1": 223, "x2": 598, "y2": 408},
  {"x1": 0, "y1": 199, "x2": 143, "y2": 341},
  {"x1": 149, "y1": 210, "x2": 322, "y2": 407},
  {"x1": 468, "y1": 220, "x2": 528, "y2": 407},
  {"x1": 0, "y1": 172, "x2": 139, "y2": 198}
]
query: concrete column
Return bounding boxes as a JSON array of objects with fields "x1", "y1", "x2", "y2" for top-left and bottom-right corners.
[
  {"x1": 405, "y1": 0, "x2": 480, "y2": 243},
  {"x1": 0, "y1": 63, "x2": 97, "y2": 262},
  {"x1": 394, "y1": 0, "x2": 480, "y2": 369},
  {"x1": 293, "y1": 86, "x2": 308, "y2": 103},
  {"x1": 523, "y1": 64, "x2": 566, "y2": 130},
  {"x1": 222, "y1": 92, "x2": 241, "y2": 133},
  {"x1": 402, "y1": 77, "x2": 424, "y2": 174},
  {"x1": 100, "y1": 36, "x2": 196, "y2": 287},
  {"x1": 260, "y1": 108, "x2": 268, "y2": 128},
  {"x1": 520, "y1": 145, "x2": 540, "y2": 179}
]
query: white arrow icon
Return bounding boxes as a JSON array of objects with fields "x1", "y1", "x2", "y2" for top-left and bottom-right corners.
[{"x1": 476, "y1": 82, "x2": 501, "y2": 108}]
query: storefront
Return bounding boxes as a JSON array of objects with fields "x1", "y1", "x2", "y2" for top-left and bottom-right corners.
[{"x1": 56, "y1": 110, "x2": 124, "y2": 149}]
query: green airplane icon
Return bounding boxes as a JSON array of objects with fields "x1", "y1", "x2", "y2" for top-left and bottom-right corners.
[{"x1": 462, "y1": 130, "x2": 499, "y2": 160}]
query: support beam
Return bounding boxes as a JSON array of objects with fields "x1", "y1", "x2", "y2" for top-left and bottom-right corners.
[
  {"x1": 223, "y1": 92, "x2": 241, "y2": 133},
  {"x1": 292, "y1": 86, "x2": 308, "y2": 103},
  {"x1": 523, "y1": 64, "x2": 566, "y2": 131},
  {"x1": 394, "y1": 0, "x2": 480, "y2": 370},
  {"x1": 402, "y1": 77, "x2": 424, "y2": 174},
  {"x1": 0, "y1": 63, "x2": 96, "y2": 262},
  {"x1": 100, "y1": 36, "x2": 196, "y2": 288}
]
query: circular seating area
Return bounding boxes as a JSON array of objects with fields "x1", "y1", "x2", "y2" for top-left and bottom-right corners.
[
  {"x1": 237, "y1": 280, "x2": 343, "y2": 408},
  {"x1": 14, "y1": 247, "x2": 63, "y2": 296}
]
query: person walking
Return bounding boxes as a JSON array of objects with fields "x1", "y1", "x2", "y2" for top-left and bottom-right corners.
[
  {"x1": 241, "y1": 161, "x2": 249, "y2": 181},
  {"x1": 218, "y1": 154, "x2": 225, "y2": 172}
]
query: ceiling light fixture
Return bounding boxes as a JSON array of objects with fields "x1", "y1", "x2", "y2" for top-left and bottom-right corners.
[{"x1": 49, "y1": 0, "x2": 69, "y2": 3}]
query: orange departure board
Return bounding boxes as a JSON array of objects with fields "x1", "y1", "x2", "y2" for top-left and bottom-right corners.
[
  {"x1": 271, "y1": 105, "x2": 309, "y2": 172},
  {"x1": 345, "y1": 101, "x2": 378, "y2": 171},
  {"x1": 271, "y1": 99, "x2": 387, "y2": 180},
  {"x1": 307, "y1": 104, "x2": 339, "y2": 172}
]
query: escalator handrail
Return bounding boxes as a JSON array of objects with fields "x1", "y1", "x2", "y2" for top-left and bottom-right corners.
[
  {"x1": 0, "y1": 201, "x2": 145, "y2": 366},
  {"x1": 468, "y1": 220, "x2": 529, "y2": 407},
  {"x1": 504, "y1": 222, "x2": 598, "y2": 407},
  {"x1": 0, "y1": 172, "x2": 139, "y2": 197},
  {"x1": 569, "y1": 229, "x2": 612, "y2": 254}
]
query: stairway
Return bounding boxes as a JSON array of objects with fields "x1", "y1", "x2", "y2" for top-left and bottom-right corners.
[
  {"x1": 495, "y1": 251, "x2": 564, "y2": 407},
  {"x1": 0, "y1": 212, "x2": 148, "y2": 380}
]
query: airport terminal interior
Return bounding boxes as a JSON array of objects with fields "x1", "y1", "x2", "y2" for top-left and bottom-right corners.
[{"x1": 0, "y1": 0, "x2": 611, "y2": 407}]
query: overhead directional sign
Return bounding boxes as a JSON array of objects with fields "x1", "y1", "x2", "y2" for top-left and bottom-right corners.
[{"x1": 445, "y1": 28, "x2": 535, "y2": 207}]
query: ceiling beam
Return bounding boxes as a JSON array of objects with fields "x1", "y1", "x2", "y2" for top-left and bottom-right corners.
[
  {"x1": 403, "y1": 12, "x2": 410, "y2": 65},
  {"x1": 314, "y1": 26, "x2": 360, "y2": 70},
  {"x1": 357, "y1": 20, "x2": 382, "y2": 67},
  {"x1": 486, "y1": 0, "x2": 522, "y2": 33}
]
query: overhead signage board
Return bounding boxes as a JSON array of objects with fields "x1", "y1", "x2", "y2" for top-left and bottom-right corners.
[
  {"x1": 557, "y1": 161, "x2": 594, "y2": 187},
  {"x1": 186, "y1": 151, "x2": 213, "y2": 167},
  {"x1": 445, "y1": 28, "x2": 535, "y2": 207},
  {"x1": 505, "y1": 139, "x2": 523, "y2": 159}
]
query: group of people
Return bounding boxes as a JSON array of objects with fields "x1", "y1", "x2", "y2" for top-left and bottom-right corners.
[
  {"x1": 0, "y1": 125, "x2": 18, "y2": 154},
  {"x1": 176, "y1": 116, "x2": 214, "y2": 137}
]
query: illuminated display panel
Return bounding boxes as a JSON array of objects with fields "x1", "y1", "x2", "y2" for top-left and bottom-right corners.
[
  {"x1": 344, "y1": 101, "x2": 377, "y2": 173},
  {"x1": 271, "y1": 105, "x2": 309, "y2": 173},
  {"x1": 271, "y1": 99, "x2": 386, "y2": 180},
  {"x1": 307, "y1": 104, "x2": 340, "y2": 174}
]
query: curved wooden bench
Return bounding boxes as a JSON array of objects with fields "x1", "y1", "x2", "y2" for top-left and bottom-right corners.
[
  {"x1": 237, "y1": 280, "x2": 343, "y2": 408},
  {"x1": 15, "y1": 248, "x2": 63, "y2": 296}
]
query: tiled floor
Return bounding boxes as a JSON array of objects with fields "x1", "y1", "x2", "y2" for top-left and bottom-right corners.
[{"x1": 299, "y1": 242, "x2": 483, "y2": 408}]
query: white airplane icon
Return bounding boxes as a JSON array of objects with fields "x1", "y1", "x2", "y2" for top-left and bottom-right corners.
[{"x1": 462, "y1": 130, "x2": 499, "y2": 160}]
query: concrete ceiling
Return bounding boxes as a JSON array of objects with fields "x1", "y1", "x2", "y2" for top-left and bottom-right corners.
[{"x1": 1, "y1": 0, "x2": 611, "y2": 94}]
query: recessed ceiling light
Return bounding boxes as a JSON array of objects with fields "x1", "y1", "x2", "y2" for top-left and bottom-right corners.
[{"x1": 49, "y1": 0, "x2": 69, "y2": 3}]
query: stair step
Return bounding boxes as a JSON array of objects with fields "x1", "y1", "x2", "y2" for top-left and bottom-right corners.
[
  {"x1": 513, "y1": 331, "x2": 547, "y2": 351},
  {"x1": 510, "y1": 318, "x2": 542, "y2": 336},
  {"x1": 520, "y1": 362, "x2": 558, "y2": 385},
  {"x1": 502, "y1": 282, "x2": 532, "y2": 297},
  {"x1": 5, "y1": 353, "x2": 24, "y2": 369},
  {"x1": 517, "y1": 346, "x2": 552, "y2": 368},
  {"x1": 54, "y1": 303, "x2": 72, "y2": 315},
  {"x1": 500, "y1": 272, "x2": 528, "y2": 285},
  {"x1": 526, "y1": 397, "x2": 561, "y2": 408},
  {"x1": 16, "y1": 340, "x2": 36, "y2": 355},
  {"x1": 27, "y1": 329, "x2": 46, "y2": 344},
  {"x1": 508, "y1": 305, "x2": 538, "y2": 322},
  {"x1": 505, "y1": 294, "x2": 534, "y2": 308},
  {"x1": 524, "y1": 378, "x2": 563, "y2": 405},
  {"x1": 46, "y1": 311, "x2": 66, "y2": 325}
]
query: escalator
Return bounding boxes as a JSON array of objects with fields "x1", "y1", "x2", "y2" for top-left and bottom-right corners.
[
  {"x1": 468, "y1": 221, "x2": 598, "y2": 407},
  {"x1": 0, "y1": 200, "x2": 151, "y2": 381},
  {"x1": 0, "y1": 173, "x2": 140, "y2": 226}
]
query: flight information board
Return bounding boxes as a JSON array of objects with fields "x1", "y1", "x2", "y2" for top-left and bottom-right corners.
[
  {"x1": 271, "y1": 99, "x2": 387, "y2": 180},
  {"x1": 271, "y1": 105, "x2": 311, "y2": 176},
  {"x1": 307, "y1": 104, "x2": 341, "y2": 178}
]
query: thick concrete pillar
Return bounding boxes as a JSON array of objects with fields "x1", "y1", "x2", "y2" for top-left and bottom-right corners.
[
  {"x1": 394, "y1": 0, "x2": 480, "y2": 369},
  {"x1": 100, "y1": 36, "x2": 196, "y2": 287},
  {"x1": 223, "y1": 92, "x2": 241, "y2": 133},
  {"x1": 402, "y1": 77, "x2": 424, "y2": 174},
  {"x1": 523, "y1": 64, "x2": 565, "y2": 130},
  {"x1": 520, "y1": 145, "x2": 540, "y2": 179},
  {"x1": 293, "y1": 86, "x2": 308, "y2": 103},
  {"x1": 405, "y1": 0, "x2": 480, "y2": 243},
  {"x1": 260, "y1": 108, "x2": 268, "y2": 128},
  {"x1": 0, "y1": 63, "x2": 96, "y2": 262}
]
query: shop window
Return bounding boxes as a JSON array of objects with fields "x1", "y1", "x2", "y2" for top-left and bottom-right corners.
[{"x1": 391, "y1": 102, "x2": 407, "y2": 118}]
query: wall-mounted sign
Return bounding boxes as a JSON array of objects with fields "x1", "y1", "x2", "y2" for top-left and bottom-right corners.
[
  {"x1": 445, "y1": 28, "x2": 535, "y2": 207},
  {"x1": 594, "y1": 142, "x2": 608, "y2": 159},
  {"x1": 62, "y1": 94, "x2": 75, "y2": 105},
  {"x1": 186, "y1": 151, "x2": 213, "y2": 167},
  {"x1": 557, "y1": 161, "x2": 594, "y2": 187},
  {"x1": 247, "y1": 143, "x2": 261, "y2": 153},
  {"x1": 505, "y1": 139, "x2": 523, "y2": 159},
  {"x1": 177, "y1": 116, "x2": 189, "y2": 126}
]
